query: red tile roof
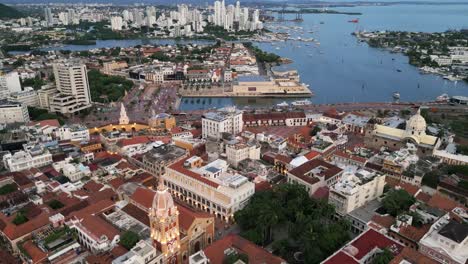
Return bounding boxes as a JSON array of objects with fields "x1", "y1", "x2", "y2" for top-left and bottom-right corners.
[
  {"x1": 289, "y1": 159, "x2": 342, "y2": 183},
  {"x1": 83, "y1": 181, "x2": 104, "y2": 193},
  {"x1": 427, "y1": 193, "x2": 465, "y2": 212},
  {"x1": 370, "y1": 215, "x2": 395, "y2": 230},
  {"x1": 323, "y1": 251, "x2": 359, "y2": 264},
  {"x1": 274, "y1": 154, "x2": 292, "y2": 164},
  {"x1": 389, "y1": 247, "x2": 438, "y2": 264},
  {"x1": 177, "y1": 203, "x2": 212, "y2": 231},
  {"x1": 0, "y1": 209, "x2": 50, "y2": 240},
  {"x1": 415, "y1": 192, "x2": 432, "y2": 203},
  {"x1": 397, "y1": 224, "x2": 430, "y2": 242},
  {"x1": 117, "y1": 136, "x2": 151, "y2": 148},
  {"x1": 22, "y1": 240, "x2": 48, "y2": 263},
  {"x1": 130, "y1": 187, "x2": 155, "y2": 211},
  {"x1": 80, "y1": 214, "x2": 119, "y2": 241},
  {"x1": 350, "y1": 229, "x2": 403, "y2": 260},
  {"x1": 28, "y1": 119, "x2": 60, "y2": 128},
  {"x1": 108, "y1": 178, "x2": 126, "y2": 190},
  {"x1": 169, "y1": 158, "x2": 219, "y2": 188},
  {"x1": 204, "y1": 234, "x2": 285, "y2": 264},
  {"x1": 243, "y1": 111, "x2": 306, "y2": 122},
  {"x1": 304, "y1": 150, "x2": 321, "y2": 160}
]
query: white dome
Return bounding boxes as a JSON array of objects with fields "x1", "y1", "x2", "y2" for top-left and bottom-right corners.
[
  {"x1": 151, "y1": 180, "x2": 175, "y2": 218},
  {"x1": 406, "y1": 108, "x2": 426, "y2": 134}
]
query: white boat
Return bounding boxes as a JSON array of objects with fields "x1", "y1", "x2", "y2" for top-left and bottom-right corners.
[
  {"x1": 393, "y1": 92, "x2": 400, "y2": 100},
  {"x1": 443, "y1": 75, "x2": 462, "y2": 81},
  {"x1": 276, "y1": 101, "x2": 289, "y2": 107},
  {"x1": 291, "y1": 99, "x2": 312, "y2": 106},
  {"x1": 436, "y1": 93, "x2": 449, "y2": 102}
]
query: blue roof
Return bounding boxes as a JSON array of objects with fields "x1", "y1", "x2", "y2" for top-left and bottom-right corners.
[
  {"x1": 206, "y1": 166, "x2": 220, "y2": 173},
  {"x1": 237, "y1": 75, "x2": 270, "y2": 82}
]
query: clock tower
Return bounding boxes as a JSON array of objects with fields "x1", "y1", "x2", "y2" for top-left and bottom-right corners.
[{"x1": 149, "y1": 178, "x2": 181, "y2": 263}]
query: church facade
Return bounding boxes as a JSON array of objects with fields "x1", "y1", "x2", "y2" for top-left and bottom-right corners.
[{"x1": 364, "y1": 109, "x2": 441, "y2": 155}]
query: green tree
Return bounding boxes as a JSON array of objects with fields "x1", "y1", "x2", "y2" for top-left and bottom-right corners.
[
  {"x1": 48, "y1": 199, "x2": 65, "y2": 210},
  {"x1": 120, "y1": 231, "x2": 140, "y2": 250},
  {"x1": 310, "y1": 126, "x2": 321, "y2": 137},
  {"x1": 13, "y1": 212, "x2": 28, "y2": 225},
  {"x1": 382, "y1": 189, "x2": 416, "y2": 216}
]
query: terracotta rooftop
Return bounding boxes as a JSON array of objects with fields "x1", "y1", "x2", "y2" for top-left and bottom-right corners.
[
  {"x1": 351, "y1": 229, "x2": 403, "y2": 260},
  {"x1": 203, "y1": 234, "x2": 285, "y2": 264},
  {"x1": 324, "y1": 228, "x2": 403, "y2": 263},
  {"x1": 427, "y1": 193, "x2": 464, "y2": 211},
  {"x1": 370, "y1": 215, "x2": 395, "y2": 230},
  {"x1": 169, "y1": 158, "x2": 219, "y2": 188},
  {"x1": 323, "y1": 251, "x2": 359, "y2": 264},
  {"x1": 116, "y1": 136, "x2": 151, "y2": 148},
  {"x1": 274, "y1": 154, "x2": 292, "y2": 164},
  {"x1": 289, "y1": 159, "x2": 342, "y2": 183},
  {"x1": 389, "y1": 247, "x2": 438, "y2": 264},
  {"x1": 28, "y1": 119, "x2": 60, "y2": 128},
  {"x1": 83, "y1": 180, "x2": 104, "y2": 193},
  {"x1": 243, "y1": 111, "x2": 306, "y2": 122},
  {"x1": 397, "y1": 224, "x2": 431, "y2": 242},
  {"x1": 22, "y1": 240, "x2": 48, "y2": 264},
  {"x1": 80, "y1": 214, "x2": 119, "y2": 241}
]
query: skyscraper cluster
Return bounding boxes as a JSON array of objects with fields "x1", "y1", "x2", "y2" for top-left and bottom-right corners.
[{"x1": 211, "y1": 0, "x2": 262, "y2": 31}]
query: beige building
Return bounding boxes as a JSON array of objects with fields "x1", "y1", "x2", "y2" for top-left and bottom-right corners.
[
  {"x1": 50, "y1": 62, "x2": 92, "y2": 114},
  {"x1": 164, "y1": 157, "x2": 255, "y2": 222},
  {"x1": 225, "y1": 140, "x2": 260, "y2": 167},
  {"x1": 8, "y1": 87, "x2": 39, "y2": 107},
  {"x1": 37, "y1": 85, "x2": 57, "y2": 110},
  {"x1": 0, "y1": 100, "x2": 29, "y2": 124},
  {"x1": 232, "y1": 75, "x2": 311, "y2": 96},
  {"x1": 328, "y1": 169, "x2": 386, "y2": 216}
]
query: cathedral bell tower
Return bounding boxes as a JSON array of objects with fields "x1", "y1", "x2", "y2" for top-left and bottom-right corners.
[{"x1": 149, "y1": 178, "x2": 181, "y2": 264}]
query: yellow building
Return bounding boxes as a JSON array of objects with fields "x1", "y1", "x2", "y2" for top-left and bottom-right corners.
[
  {"x1": 148, "y1": 112, "x2": 176, "y2": 131},
  {"x1": 365, "y1": 109, "x2": 440, "y2": 155}
]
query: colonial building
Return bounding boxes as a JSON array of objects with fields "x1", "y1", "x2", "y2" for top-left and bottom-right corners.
[
  {"x1": 164, "y1": 157, "x2": 255, "y2": 222},
  {"x1": 123, "y1": 183, "x2": 215, "y2": 264},
  {"x1": 364, "y1": 109, "x2": 440, "y2": 154},
  {"x1": 242, "y1": 111, "x2": 307, "y2": 127},
  {"x1": 328, "y1": 169, "x2": 386, "y2": 216},
  {"x1": 287, "y1": 159, "x2": 343, "y2": 196},
  {"x1": 202, "y1": 107, "x2": 243, "y2": 140},
  {"x1": 419, "y1": 213, "x2": 468, "y2": 264},
  {"x1": 149, "y1": 180, "x2": 181, "y2": 263}
]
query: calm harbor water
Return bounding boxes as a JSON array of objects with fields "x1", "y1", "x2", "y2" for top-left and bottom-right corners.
[
  {"x1": 181, "y1": 4, "x2": 468, "y2": 110},
  {"x1": 25, "y1": 4, "x2": 468, "y2": 110}
]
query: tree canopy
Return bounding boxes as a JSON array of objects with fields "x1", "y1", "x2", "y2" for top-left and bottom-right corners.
[
  {"x1": 120, "y1": 231, "x2": 140, "y2": 250},
  {"x1": 382, "y1": 189, "x2": 416, "y2": 217},
  {"x1": 235, "y1": 184, "x2": 350, "y2": 264},
  {"x1": 88, "y1": 69, "x2": 134, "y2": 103}
]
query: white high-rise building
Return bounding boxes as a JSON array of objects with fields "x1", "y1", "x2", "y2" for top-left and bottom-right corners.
[
  {"x1": 50, "y1": 62, "x2": 92, "y2": 114},
  {"x1": 44, "y1": 7, "x2": 53, "y2": 26},
  {"x1": 0, "y1": 71, "x2": 22, "y2": 100},
  {"x1": 111, "y1": 16, "x2": 123, "y2": 31},
  {"x1": 122, "y1": 10, "x2": 130, "y2": 21},
  {"x1": 234, "y1": 1, "x2": 241, "y2": 22}
]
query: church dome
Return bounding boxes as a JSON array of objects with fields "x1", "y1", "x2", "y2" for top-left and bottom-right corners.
[
  {"x1": 151, "y1": 180, "x2": 175, "y2": 218},
  {"x1": 406, "y1": 108, "x2": 426, "y2": 135}
]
